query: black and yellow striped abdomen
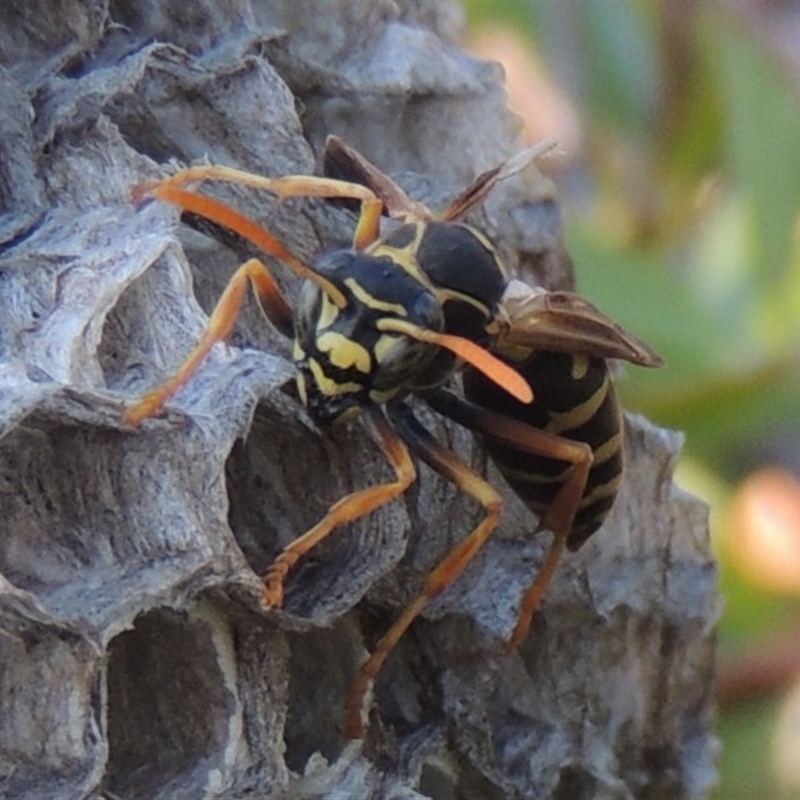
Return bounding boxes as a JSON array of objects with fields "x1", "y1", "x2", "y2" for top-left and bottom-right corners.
[{"x1": 463, "y1": 350, "x2": 623, "y2": 551}]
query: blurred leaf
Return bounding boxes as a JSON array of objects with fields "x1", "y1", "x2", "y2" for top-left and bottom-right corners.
[
  {"x1": 575, "y1": 0, "x2": 659, "y2": 134},
  {"x1": 567, "y1": 221, "x2": 800, "y2": 472},
  {"x1": 566, "y1": 221, "x2": 743, "y2": 368},
  {"x1": 718, "y1": 544, "x2": 800, "y2": 646},
  {"x1": 529, "y1": 0, "x2": 659, "y2": 135},
  {"x1": 703, "y1": 11, "x2": 800, "y2": 284},
  {"x1": 463, "y1": 0, "x2": 535, "y2": 37},
  {"x1": 465, "y1": 3, "x2": 800, "y2": 795},
  {"x1": 716, "y1": 697, "x2": 794, "y2": 800},
  {"x1": 659, "y1": 18, "x2": 724, "y2": 188}
]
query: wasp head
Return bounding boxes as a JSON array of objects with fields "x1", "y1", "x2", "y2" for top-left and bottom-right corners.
[{"x1": 292, "y1": 249, "x2": 445, "y2": 426}]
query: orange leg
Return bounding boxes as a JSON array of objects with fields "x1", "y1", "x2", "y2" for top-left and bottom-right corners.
[
  {"x1": 423, "y1": 389, "x2": 593, "y2": 652},
  {"x1": 135, "y1": 166, "x2": 384, "y2": 251},
  {"x1": 504, "y1": 469, "x2": 587, "y2": 652},
  {"x1": 262, "y1": 407, "x2": 416, "y2": 608},
  {"x1": 123, "y1": 258, "x2": 291, "y2": 426},
  {"x1": 344, "y1": 404, "x2": 504, "y2": 738}
]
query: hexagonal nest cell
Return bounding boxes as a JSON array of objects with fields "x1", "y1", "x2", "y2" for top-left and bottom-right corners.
[
  {"x1": 0, "y1": 2, "x2": 719, "y2": 798},
  {"x1": 104, "y1": 608, "x2": 235, "y2": 800}
]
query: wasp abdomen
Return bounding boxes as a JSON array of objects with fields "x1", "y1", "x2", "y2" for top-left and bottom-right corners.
[{"x1": 463, "y1": 350, "x2": 624, "y2": 551}]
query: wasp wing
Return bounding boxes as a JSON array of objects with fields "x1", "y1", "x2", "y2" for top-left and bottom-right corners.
[
  {"x1": 441, "y1": 139, "x2": 557, "y2": 222},
  {"x1": 325, "y1": 136, "x2": 558, "y2": 225},
  {"x1": 323, "y1": 135, "x2": 432, "y2": 222},
  {"x1": 493, "y1": 280, "x2": 663, "y2": 367}
]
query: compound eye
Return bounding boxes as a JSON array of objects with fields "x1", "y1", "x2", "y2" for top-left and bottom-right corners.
[
  {"x1": 294, "y1": 281, "x2": 321, "y2": 348},
  {"x1": 371, "y1": 332, "x2": 435, "y2": 393},
  {"x1": 406, "y1": 289, "x2": 442, "y2": 332}
]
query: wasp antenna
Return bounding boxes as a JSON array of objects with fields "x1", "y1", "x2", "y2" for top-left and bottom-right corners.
[
  {"x1": 377, "y1": 318, "x2": 533, "y2": 404},
  {"x1": 139, "y1": 183, "x2": 348, "y2": 308}
]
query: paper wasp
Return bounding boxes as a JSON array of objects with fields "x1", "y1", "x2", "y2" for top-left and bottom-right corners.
[{"x1": 124, "y1": 136, "x2": 662, "y2": 738}]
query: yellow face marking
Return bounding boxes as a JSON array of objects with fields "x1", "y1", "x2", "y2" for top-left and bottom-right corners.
[
  {"x1": 373, "y1": 333, "x2": 405, "y2": 364},
  {"x1": 317, "y1": 331, "x2": 372, "y2": 374},
  {"x1": 307, "y1": 358, "x2": 364, "y2": 396},
  {"x1": 317, "y1": 294, "x2": 340, "y2": 330},
  {"x1": 295, "y1": 371, "x2": 308, "y2": 406},
  {"x1": 293, "y1": 340, "x2": 306, "y2": 361}
]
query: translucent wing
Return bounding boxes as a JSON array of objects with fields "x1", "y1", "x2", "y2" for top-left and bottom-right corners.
[
  {"x1": 324, "y1": 136, "x2": 558, "y2": 224},
  {"x1": 492, "y1": 280, "x2": 664, "y2": 367},
  {"x1": 441, "y1": 139, "x2": 557, "y2": 222},
  {"x1": 323, "y1": 135, "x2": 432, "y2": 222}
]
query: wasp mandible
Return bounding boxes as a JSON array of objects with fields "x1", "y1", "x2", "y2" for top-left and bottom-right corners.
[{"x1": 124, "y1": 136, "x2": 662, "y2": 738}]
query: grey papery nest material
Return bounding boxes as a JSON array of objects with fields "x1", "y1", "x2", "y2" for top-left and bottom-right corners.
[{"x1": 0, "y1": 2, "x2": 719, "y2": 799}]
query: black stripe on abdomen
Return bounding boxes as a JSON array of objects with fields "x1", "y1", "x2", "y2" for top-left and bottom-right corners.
[{"x1": 464, "y1": 351, "x2": 624, "y2": 550}]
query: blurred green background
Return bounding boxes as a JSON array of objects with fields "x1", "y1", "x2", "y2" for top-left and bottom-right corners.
[{"x1": 463, "y1": 1, "x2": 800, "y2": 798}]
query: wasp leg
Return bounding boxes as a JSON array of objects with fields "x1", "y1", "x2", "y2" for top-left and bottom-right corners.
[
  {"x1": 135, "y1": 166, "x2": 384, "y2": 250},
  {"x1": 123, "y1": 257, "x2": 291, "y2": 426},
  {"x1": 139, "y1": 182, "x2": 329, "y2": 288},
  {"x1": 262, "y1": 406, "x2": 415, "y2": 609},
  {"x1": 423, "y1": 388, "x2": 593, "y2": 652},
  {"x1": 344, "y1": 403, "x2": 504, "y2": 739}
]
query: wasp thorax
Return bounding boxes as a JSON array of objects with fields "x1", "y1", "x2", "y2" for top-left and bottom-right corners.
[{"x1": 292, "y1": 249, "x2": 445, "y2": 426}]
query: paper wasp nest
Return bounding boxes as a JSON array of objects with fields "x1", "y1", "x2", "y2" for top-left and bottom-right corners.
[{"x1": 0, "y1": 2, "x2": 719, "y2": 798}]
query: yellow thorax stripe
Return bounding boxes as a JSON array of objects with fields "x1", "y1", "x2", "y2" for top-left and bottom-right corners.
[
  {"x1": 343, "y1": 277, "x2": 407, "y2": 317},
  {"x1": 367, "y1": 223, "x2": 427, "y2": 284},
  {"x1": 469, "y1": 226, "x2": 508, "y2": 280},
  {"x1": 368, "y1": 225, "x2": 494, "y2": 319}
]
